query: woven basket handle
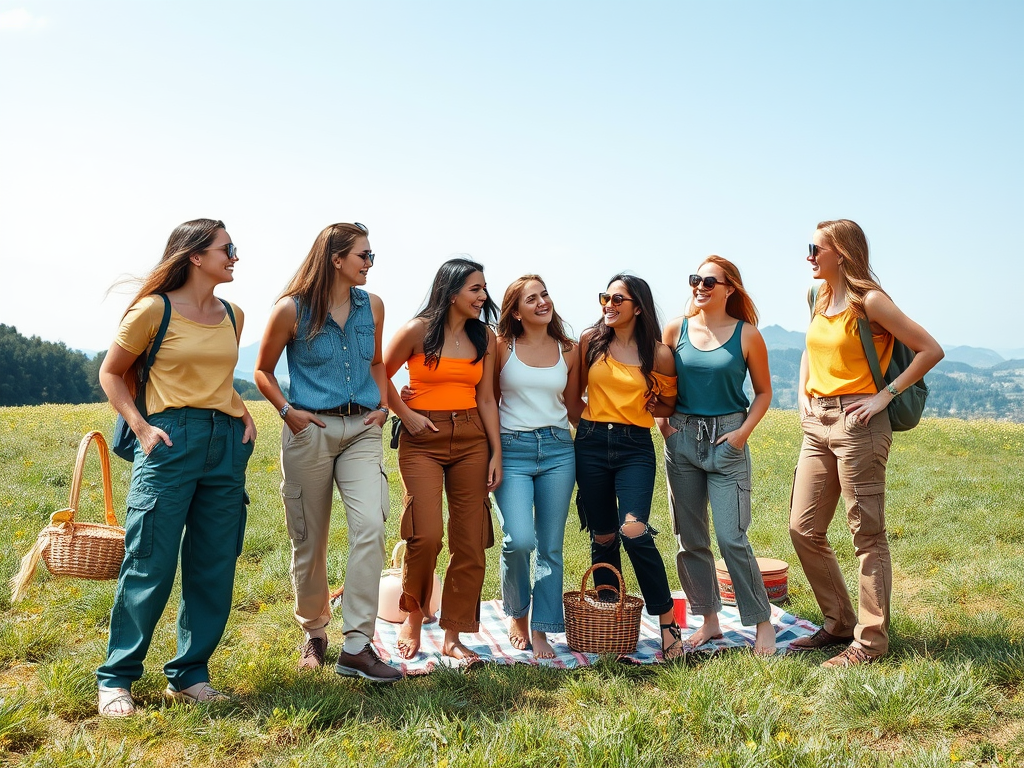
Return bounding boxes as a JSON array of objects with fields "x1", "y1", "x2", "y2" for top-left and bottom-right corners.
[
  {"x1": 52, "y1": 431, "x2": 117, "y2": 527},
  {"x1": 579, "y1": 562, "x2": 626, "y2": 620}
]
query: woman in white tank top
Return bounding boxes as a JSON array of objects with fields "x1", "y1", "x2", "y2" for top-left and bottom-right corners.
[{"x1": 493, "y1": 275, "x2": 583, "y2": 658}]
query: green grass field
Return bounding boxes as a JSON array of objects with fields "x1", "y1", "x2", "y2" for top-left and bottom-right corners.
[{"x1": 1, "y1": 403, "x2": 1023, "y2": 767}]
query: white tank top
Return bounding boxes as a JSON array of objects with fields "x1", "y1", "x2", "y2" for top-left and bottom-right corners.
[{"x1": 498, "y1": 339, "x2": 571, "y2": 432}]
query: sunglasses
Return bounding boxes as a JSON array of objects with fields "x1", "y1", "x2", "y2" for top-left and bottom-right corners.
[
  {"x1": 598, "y1": 292, "x2": 635, "y2": 307},
  {"x1": 808, "y1": 244, "x2": 827, "y2": 258},
  {"x1": 208, "y1": 243, "x2": 238, "y2": 259},
  {"x1": 688, "y1": 274, "x2": 728, "y2": 290},
  {"x1": 354, "y1": 250, "x2": 375, "y2": 265}
]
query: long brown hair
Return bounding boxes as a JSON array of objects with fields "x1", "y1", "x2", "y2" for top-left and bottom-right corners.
[
  {"x1": 281, "y1": 222, "x2": 368, "y2": 339},
  {"x1": 584, "y1": 274, "x2": 662, "y2": 393},
  {"x1": 685, "y1": 255, "x2": 759, "y2": 325},
  {"x1": 812, "y1": 219, "x2": 888, "y2": 319},
  {"x1": 122, "y1": 218, "x2": 226, "y2": 394},
  {"x1": 497, "y1": 275, "x2": 574, "y2": 352}
]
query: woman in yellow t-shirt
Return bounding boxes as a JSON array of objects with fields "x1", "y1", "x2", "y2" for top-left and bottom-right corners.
[
  {"x1": 576, "y1": 273, "x2": 682, "y2": 660},
  {"x1": 96, "y1": 219, "x2": 256, "y2": 716},
  {"x1": 789, "y1": 219, "x2": 942, "y2": 668}
]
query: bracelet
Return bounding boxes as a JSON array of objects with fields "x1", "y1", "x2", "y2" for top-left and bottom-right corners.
[
  {"x1": 279, "y1": 403, "x2": 291, "y2": 419},
  {"x1": 377, "y1": 405, "x2": 390, "y2": 418},
  {"x1": 885, "y1": 383, "x2": 899, "y2": 397}
]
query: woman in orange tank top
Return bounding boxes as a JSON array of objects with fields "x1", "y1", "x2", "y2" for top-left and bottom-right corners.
[
  {"x1": 789, "y1": 219, "x2": 943, "y2": 668},
  {"x1": 384, "y1": 258, "x2": 502, "y2": 665}
]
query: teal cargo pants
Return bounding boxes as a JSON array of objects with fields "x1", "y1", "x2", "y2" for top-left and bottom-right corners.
[{"x1": 96, "y1": 407, "x2": 253, "y2": 691}]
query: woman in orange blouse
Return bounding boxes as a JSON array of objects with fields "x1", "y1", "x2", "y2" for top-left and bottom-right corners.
[
  {"x1": 384, "y1": 258, "x2": 501, "y2": 663},
  {"x1": 576, "y1": 273, "x2": 683, "y2": 660}
]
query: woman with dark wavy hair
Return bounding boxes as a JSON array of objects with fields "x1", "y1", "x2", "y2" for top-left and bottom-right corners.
[
  {"x1": 96, "y1": 219, "x2": 255, "y2": 715},
  {"x1": 254, "y1": 222, "x2": 400, "y2": 683},
  {"x1": 384, "y1": 257, "x2": 502, "y2": 663},
  {"x1": 575, "y1": 273, "x2": 683, "y2": 660}
]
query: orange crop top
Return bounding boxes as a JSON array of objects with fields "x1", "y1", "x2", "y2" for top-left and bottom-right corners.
[
  {"x1": 805, "y1": 309, "x2": 894, "y2": 397},
  {"x1": 582, "y1": 356, "x2": 677, "y2": 428},
  {"x1": 405, "y1": 353, "x2": 482, "y2": 410}
]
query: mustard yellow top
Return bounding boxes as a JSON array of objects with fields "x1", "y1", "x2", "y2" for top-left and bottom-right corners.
[
  {"x1": 805, "y1": 308, "x2": 894, "y2": 397},
  {"x1": 406, "y1": 353, "x2": 482, "y2": 410},
  {"x1": 582, "y1": 356, "x2": 678, "y2": 428},
  {"x1": 116, "y1": 295, "x2": 245, "y2": 418}
]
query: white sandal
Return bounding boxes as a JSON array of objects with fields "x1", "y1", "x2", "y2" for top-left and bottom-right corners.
[
  {"x1": 98, "y1": 686, "x2": 136, "y2": 717},
  {"x1": 164, "y1": 682, "x2": 230, "y2": 703}
]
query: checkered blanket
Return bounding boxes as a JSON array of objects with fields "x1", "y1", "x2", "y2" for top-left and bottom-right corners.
[{"x1": 368, "y1": 599, "x2": 820, "y2": 675}]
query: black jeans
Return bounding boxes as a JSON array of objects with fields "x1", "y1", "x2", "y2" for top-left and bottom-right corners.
[{"x1": 574, "y1": 419, "x2": 673, "y2": 617}]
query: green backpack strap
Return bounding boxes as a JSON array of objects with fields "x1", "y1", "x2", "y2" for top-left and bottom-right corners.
[
  {"x1": 219, "y1": 298, "x2": 237, "y2": 340},
  {"x1": 856, "y1": 317, "x2": 887, "y2": 391}
]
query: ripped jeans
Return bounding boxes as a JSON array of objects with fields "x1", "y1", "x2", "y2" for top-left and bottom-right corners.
[{"x1": 574, "y1": 419, "x2": 673, "y2": 617}]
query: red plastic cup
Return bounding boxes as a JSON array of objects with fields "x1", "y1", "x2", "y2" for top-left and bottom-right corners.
[{"x1": 671, "y1": 589, "x2": 687, "y2": 628}]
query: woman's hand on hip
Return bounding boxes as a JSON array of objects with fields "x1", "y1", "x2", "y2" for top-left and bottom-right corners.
[
  {"x1": 402, "y1": 411, "x2": 439, "y2": 436},
  {"x1": 716, "y1": 430, "x2": 746, "y2": 450},
  {"x1": 139, "y1": 424, "x2": 172, "y2": 455},
  {"x1": 363, "y1": 409, "x2": 387, "y2": 428},
  {"x1": 285, "y1": 408, "x2": 326, "y2": 436},
  {"x1": 656, "y1": 417, "x2": 677, "y2": 441},
  {"x1": 798, "y1": 393, "x2": 812, "y2": 418},
  {"x1": 844, "y1": 391, "x2": 892, "y2": 424}
]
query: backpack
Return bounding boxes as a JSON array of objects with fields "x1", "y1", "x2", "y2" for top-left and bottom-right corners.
[{"x1": 807, "y1": 286, "x2": 927, "y2": 432}]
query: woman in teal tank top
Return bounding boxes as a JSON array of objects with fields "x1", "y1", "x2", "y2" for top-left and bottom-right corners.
[{"x1": 658, "y1": 256, "x2": 777, "y2": 655}]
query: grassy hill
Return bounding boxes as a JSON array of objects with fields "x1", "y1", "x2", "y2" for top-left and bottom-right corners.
[{"x1": 1, "y1": 403, "x2": 1023, "y2": 766}]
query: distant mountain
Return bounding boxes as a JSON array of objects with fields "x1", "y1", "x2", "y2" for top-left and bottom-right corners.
[
  {"x1": 759, "y1": 324, "x2": 805, "y2": 350},
  {"x1": 235, "y1": 342, "x2": 288, "y2": 384},
  {"x1": 943, "y1": 345, "x2": 1005, "y2": 368}
]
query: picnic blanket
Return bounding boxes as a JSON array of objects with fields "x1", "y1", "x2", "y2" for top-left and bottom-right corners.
[{"x1": 368, "y1": 599, "x2": 820, "y2": 675}]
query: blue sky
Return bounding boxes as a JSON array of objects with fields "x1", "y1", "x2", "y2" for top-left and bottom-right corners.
[{"x1": 1, "y1": 1, "x2": 1021, "y2": 357}]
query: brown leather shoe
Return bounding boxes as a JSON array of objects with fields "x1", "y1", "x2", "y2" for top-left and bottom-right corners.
[
  {"x1": 297, "y1": 637, "x2": 327, "y2": 670},
  {"x1": 788, "y1": 628, "x2": 854, "y2": 651},
  {"x1": 335, "y1": 644, "x2": 403, "y2": 683},
  {"x1": 822, "y1": 644, "x2": 881, "y2": 668}
]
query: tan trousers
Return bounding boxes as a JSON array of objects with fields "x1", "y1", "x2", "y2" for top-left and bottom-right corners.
[
  {"x1": 398, "y1": 408, "x2": 494, "y2": 633},
  {"x1": 789, "y1": 395, "x2": 893, "y2": 655},
  {"x1": 281, "y1": 417, "x2": 387, "y2": 653}
]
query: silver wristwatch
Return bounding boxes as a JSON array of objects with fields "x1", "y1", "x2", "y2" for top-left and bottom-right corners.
[{"x1": 279, "y1": 403, "x2": 291, "y2": 419}]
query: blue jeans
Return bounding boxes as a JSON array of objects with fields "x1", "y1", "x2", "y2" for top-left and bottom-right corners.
[
  {"x1": 492, "y1": 427, "x2": 576, "y2": 633},
  {"x1": 573, "y1": 419, "x2": 673, "y2": 617}
]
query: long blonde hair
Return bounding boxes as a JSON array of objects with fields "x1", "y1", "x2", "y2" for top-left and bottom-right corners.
[
  {"x1": 813, "y1": 219, "x2": 888, "y2": 319},
  {"x1": 685, "y1": 255, "x2": 759, "y2": 325}
]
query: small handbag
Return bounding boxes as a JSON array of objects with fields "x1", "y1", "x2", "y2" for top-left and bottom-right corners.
[
  {"x1": 563, "y1": 563, "x2": 644, "y2": 654},
  {"x1": 10, "y1": 431, "x2": 126, "y2": 601},
  {"x1": 377, "y1": 541, "x2": 442, "y2": 623}
]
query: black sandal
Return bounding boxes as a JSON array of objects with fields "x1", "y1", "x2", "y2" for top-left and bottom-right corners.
[{"x1": 661, "y1": 622, "x2": 684, "y2": 662}]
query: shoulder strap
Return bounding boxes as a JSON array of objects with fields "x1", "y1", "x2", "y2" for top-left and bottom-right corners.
[
  {"x1": 140, "y1": 294, "x2": 172, "y2": 385},
  {"x1": 856, "y1": 318, "x2": 887, "y2": 390},
  {"x1": 677, "y1": 317, "x2": 689, "y2": 350},
  {"x1": 806, "y1": 286, "x2": 819, "y2": 318},
  {"x1": 220, "y1": 299, "x2": 237, "y2": 337}
]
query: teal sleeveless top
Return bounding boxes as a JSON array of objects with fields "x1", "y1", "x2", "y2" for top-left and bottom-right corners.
[{"x1": 673, "y1": 318, "x2": 750, "y2": 416}]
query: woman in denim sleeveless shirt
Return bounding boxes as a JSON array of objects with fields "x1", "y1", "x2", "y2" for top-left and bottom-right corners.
[
  {"x1": 659, "y1": 256, "x2": 776, "y2": 655},
  {"x1": 255, "y1": 222, "x2": 400, "y2": 683}
]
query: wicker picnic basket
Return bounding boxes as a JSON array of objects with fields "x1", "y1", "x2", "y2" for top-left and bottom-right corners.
[
  {"x1": 10, "y1": 431, "x2": 125, "y2": 601},
  {"x1": 563, "y1": 563, "x2": 644, "y2": 654}
]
